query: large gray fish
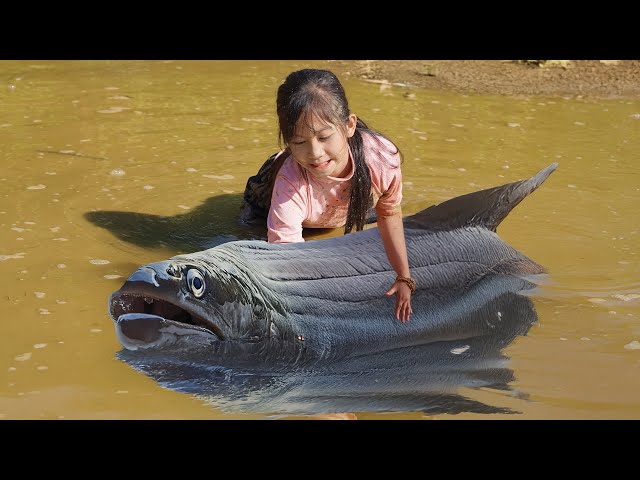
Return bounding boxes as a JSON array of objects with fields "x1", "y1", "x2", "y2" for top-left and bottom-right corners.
[{"x1": 108, "y1": 163, "x2": 558, "y2": 367}]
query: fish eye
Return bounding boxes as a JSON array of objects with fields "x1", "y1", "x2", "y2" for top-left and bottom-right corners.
[{"x1": 186, "y1": 269, "x2": 206, "y2": 298}]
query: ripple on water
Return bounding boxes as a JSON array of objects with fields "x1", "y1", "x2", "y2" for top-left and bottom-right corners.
[
  {"x1": 587, "y1": 292, "x2": 640, "y2": 307},
  {"x1": 203, "y1": 174, "x2": 234, "y2": 180},
  {"x1": 624, "y1": 341, "x2": 640, "y2": 350},
  {"x1": 540, "y1": 281, "x2": 640, "y2": 308},
  {"x1": 89, "y1": 259, "x2": 110, "y2": 265},
  {"x1": 0, "y1": 253, "x2": 25, "y2": 261},
  {"x1": 613, "y1": 294, "x2": 640, "y2": 302},
  {"x1": 97, "y1": 106, "x2": 130, "y2": 114}
]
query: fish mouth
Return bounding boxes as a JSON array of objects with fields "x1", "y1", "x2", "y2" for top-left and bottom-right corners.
[{"x1": 109, "y1": 292, "x2": 225, "y2": 345}]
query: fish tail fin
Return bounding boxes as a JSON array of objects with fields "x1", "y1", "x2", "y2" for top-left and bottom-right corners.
[{"x1": 404, "y1": 163, "x2": 558, "y2": 232}]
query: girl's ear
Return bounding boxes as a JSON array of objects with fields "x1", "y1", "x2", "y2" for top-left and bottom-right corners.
[{"x1": 346, "y1": 113, "x2": 357, "y2": 138}]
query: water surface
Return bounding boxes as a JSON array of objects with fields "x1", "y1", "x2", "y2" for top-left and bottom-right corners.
[{"x1": 1, "y1": 60, "x2": 638, "y2": 419}]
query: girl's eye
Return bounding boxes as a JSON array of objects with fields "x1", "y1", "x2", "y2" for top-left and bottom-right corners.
[{"x1": 290, "y1": 140, "x2": 305, "y2": 145}]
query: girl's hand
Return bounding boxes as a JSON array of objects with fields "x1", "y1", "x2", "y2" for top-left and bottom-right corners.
[{"x1": 385, "y1": 280, "x2": 413, "y2": 323}]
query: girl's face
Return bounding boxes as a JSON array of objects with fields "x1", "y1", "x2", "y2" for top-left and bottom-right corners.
[{"x1": 288, "y1": 113, "x2": 357, "y2": 179}]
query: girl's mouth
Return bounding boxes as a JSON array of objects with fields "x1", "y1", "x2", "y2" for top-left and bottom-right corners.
[{"x1": 310, "y1": 159, "x2": 331, "y2": 170}]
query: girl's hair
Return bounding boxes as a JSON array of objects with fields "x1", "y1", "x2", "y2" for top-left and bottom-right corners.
[{"x1": 276, "y1": 68, "x2": 401, "y2": 234}]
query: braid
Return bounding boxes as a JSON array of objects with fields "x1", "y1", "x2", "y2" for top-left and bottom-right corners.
[{"x1": 345, "y1": 119, "x2": 373, "y2": 234}]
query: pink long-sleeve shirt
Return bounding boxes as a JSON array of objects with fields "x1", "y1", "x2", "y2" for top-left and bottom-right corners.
[{"x1": 267, "y1": 132, "x2": 403, "y2": 243}]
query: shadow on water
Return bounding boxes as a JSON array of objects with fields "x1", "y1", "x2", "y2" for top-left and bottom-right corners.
[
  {"x1": 84, "y1": 193, "x2": 267, "y2": 253},
  {"x1": 85, "y1": 193, "x2": 340, "y2": 253},
  {"x1": 116, "y1": 287, "x2": 539, "y2": 417}
]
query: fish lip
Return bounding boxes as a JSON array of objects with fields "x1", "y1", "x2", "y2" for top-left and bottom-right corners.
[
  {"x1": 116, "y1": 313, "x2": 214, "y2": 335},
  {"x1": 109, "y1": 290, "x2": 226, "y2": 341}
]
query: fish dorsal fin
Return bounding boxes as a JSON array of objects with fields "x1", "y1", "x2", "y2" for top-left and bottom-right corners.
[{"x1": 404, "y1": 163, "x2": 558, "y2": 232}]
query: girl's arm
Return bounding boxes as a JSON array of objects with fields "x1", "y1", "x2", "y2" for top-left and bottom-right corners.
[
  {"x1": 267, "y1": 174, "x2": 307, "y2": 243},
  {"x1": 376, "y1": 210, "x2": 413, "y2": 323}
]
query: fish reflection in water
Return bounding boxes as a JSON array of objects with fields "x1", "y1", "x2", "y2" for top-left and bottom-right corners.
[{"x1": 117, "y1": 280, "x2": 540, "y2": 417}]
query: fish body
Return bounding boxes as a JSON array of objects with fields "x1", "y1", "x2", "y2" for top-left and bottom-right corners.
[{"x1": 109, "y1": 163, "x2": 557, "y2": 366}]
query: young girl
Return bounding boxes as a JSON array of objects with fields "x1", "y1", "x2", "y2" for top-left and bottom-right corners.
[{"x1": 241, "y1": 69, "x2": 414, "y2": 323}]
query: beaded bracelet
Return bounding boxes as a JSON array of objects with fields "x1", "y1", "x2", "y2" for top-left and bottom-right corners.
[{"x1": 395, "y1": 275, "x2": 416, "y2": 294}]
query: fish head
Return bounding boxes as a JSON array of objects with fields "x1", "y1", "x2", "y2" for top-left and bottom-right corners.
[{"x1": 109, "y1": 257, "x2": 270, "y2": 351}]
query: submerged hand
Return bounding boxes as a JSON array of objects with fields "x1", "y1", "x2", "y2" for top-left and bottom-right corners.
[{"x1": 385, "y1": 281, "x2": 413, "y2": 323}]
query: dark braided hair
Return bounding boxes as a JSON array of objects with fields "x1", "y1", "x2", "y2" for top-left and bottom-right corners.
[{"x1": 276, "y1": 69, "x2": 400, "y2": 234}]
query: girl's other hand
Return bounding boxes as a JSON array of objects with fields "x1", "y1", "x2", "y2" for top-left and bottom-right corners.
[{"x1": 385, "y1": 281, "x2": 413, "y2": 323}]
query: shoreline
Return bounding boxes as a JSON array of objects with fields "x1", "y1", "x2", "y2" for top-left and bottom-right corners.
[{"x1": 326, "y1": 60, "x2": 640, "y2": 99}]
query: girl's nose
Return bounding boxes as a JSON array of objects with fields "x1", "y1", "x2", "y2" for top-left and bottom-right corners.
[{"x1": 308, "y1": 139, "x2": 324, "y2": 160}]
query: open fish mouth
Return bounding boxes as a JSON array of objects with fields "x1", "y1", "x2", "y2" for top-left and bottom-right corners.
[{"x1": 109, "y1": 292, "x2": 225, "y2": 347}]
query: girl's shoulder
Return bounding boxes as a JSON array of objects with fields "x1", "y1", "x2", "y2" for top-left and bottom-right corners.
[{"x1": 362, "y1": 131, "x2": 401, "y2": 169}]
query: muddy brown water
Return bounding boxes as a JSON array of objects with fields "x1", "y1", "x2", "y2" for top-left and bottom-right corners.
[{"x1": 1, "y1": 60, "x2": 638, "y2": 419}]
